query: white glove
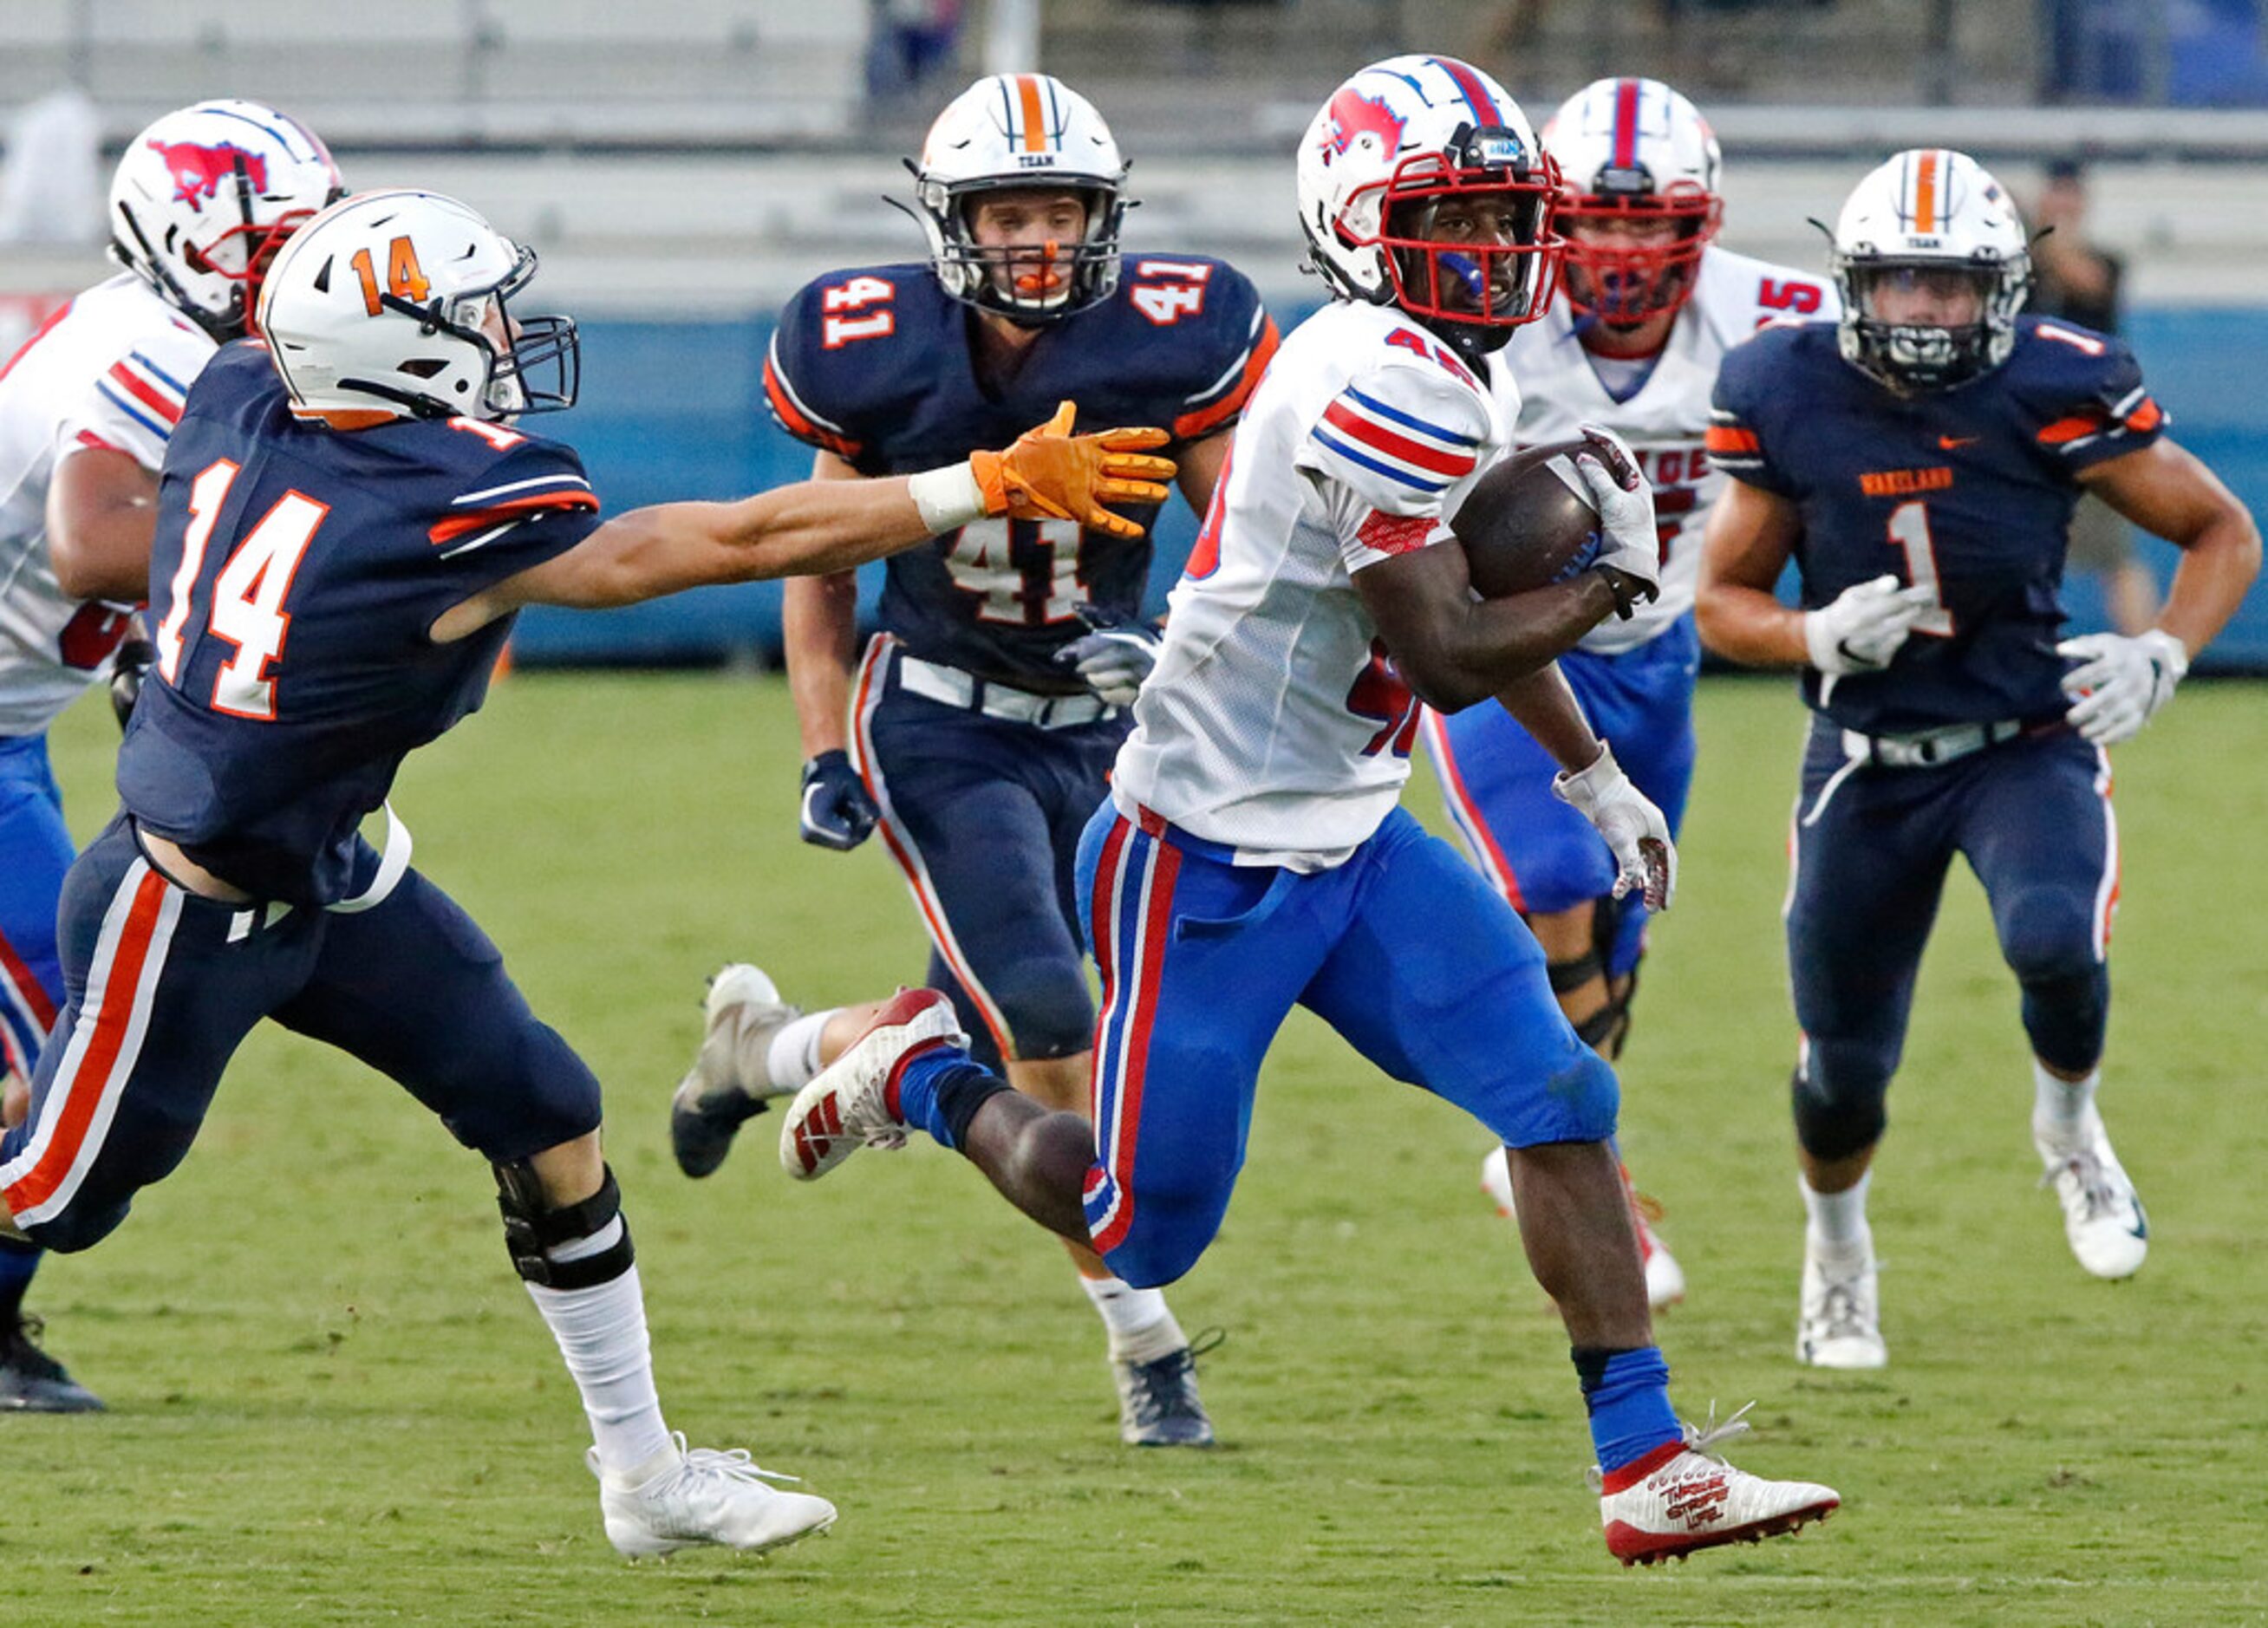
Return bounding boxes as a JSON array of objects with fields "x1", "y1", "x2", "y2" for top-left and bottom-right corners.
[
  {"x1": 2057, "y1": 628, "x2": 2188, "y2": 746},
  {"x1": 1551, "y1": 740, "x2": 1677, "y2": 911},
  {"x1": 1570, "y1": 422, "x2": 1660, "y2": 615},
  {"x1": 1803, "y1": 574, "x2": 1939, "y2": 676},
  {"x1": 1053, "y1": 602, "x2": 1162, "y2": 707}
]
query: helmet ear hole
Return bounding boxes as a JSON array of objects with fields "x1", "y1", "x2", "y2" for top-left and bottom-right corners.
[{"x1": 398, "y1": 358, "x2": 446, "y2": 379}]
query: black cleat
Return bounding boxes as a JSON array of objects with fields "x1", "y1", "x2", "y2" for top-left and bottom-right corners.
[
  {"x1": 1114, "y1": 1329, "x2": 1221, "y2": 1448},
  {"x1": 670, "y1": 964, "x2": 801, "y2": 1178},
  {"x1": 0, "y1": 1314, "x2": 104, "y2": 1414}
]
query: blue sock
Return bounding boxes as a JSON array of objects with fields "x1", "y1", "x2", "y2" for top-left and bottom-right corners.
[
  {"x1": 1573, "y1": 1345, "x2": 1681, "y2": 1473},
  {"x1": 0, "y1": 1238, "x2": 40, "y2": 1324},
  {"x1": 890, "y1": 1045, "x2": 1010, "y2": 1153}
]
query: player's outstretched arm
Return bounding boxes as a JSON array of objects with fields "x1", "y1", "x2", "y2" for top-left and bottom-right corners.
[
  {"x1": 46, "y1": 446, "x2": 160, "y2": 602},
  {"x1": 431, "y1": 406, "x2": 1173, "y2": 641}
]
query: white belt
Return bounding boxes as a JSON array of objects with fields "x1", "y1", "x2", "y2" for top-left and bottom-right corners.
[
  {"x1": 894, "y1": 652, "x2": 1116, "y2": 729},
  {"x1": 1841, "y1": 719, "x2": 2027, "y2": 769},
  {"x1": 329, "y1": 799, "x2": 413, "y2": 913}
]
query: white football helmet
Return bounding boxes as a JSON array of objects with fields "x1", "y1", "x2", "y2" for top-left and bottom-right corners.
[
  {"x1": 909, "y1": 74, "x2": 1130, "y2": 322},
  {"x1": 1832, "y1": 148, "x2": 2031, "y2": 392},
  {"x1": 1541, "y1": 78, "x2": 1723, "y2": 324},
  {"x1": 108, "y1": 100, "x2": 342, "y2": 340},
  {"x1": 1297, "y1": 55, "x2": 1562, "y2": 358},
  {"x1": 257, "y1": 190, "x2": 578, "y2": 422}
]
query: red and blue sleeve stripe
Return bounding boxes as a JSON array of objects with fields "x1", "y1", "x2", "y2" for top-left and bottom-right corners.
[{"x1": 1311, "y1": 385, "x2": 1482, "y2": 495}]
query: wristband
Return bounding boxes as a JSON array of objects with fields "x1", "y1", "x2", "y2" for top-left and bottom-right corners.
[{"x1": 909, "y1": 463, "x2": 988, "y2": 535}]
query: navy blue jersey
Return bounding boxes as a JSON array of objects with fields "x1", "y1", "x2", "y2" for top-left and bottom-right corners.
[
  {"x1": 1710, "y1": 315, "x2": 2166, "y2": 733},
  {"x1": 117, "y1": 341, "x2": 603, "y2": 905},
  {"x1": 764, "y1": 257, "x2": 1275, "y2": 690}
]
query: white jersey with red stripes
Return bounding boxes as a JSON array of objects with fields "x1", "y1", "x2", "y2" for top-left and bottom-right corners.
[
  {"x1": 1492, "y1": 244, "x2": 1837, "y2": 654},
  {"x1": 1112, "y1": 299, "x2": 1509, "y2": 872},
  {"x1": 0, "y1": 273, "x2": 213, "y2": 735}
]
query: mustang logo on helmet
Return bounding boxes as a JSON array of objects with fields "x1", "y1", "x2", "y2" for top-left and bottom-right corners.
[
  {"x1": 1320, "y1": 88, "x2": 1405, "y2": 163},
  {"x1": 147, "y1": 139, "x2": 268, "y2": 209}
]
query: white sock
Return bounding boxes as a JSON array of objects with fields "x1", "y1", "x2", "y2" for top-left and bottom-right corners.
[
  {"x1": 1079, "y1": 1275, "x2": 1185, "y2": 1364},
  {"x1": 764, "y1": 1008, "x2": 837, "y2": 1091},
  {"x1": 2032, "y1": 1058, "x2": 2100, "y2": 1149},
  {"x1": 1802, "y1": 1170, "x2": 1873, "y2": 1254},
  {"x1": 525, "y1": 1260, "x2": 675, "y2": 1483}
]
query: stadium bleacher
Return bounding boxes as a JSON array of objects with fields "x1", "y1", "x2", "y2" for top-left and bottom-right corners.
[{"x1": 2, "y1": 0, "x2": 2262, "y2": 661}]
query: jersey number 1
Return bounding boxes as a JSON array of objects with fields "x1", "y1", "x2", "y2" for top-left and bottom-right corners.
[
  {"x1": 154, "y1": 459, "x2": 326, "y2": 720},
  {"x1": 1886, "y1": 500, "x2": 1955, "y2": 637}
]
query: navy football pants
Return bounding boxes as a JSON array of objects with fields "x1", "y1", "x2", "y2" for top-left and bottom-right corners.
[
  {"x1": 1785, "y1": 723, "x2": 2117, "y2": 1161},
  {"x1": 852, "y1": 637, "x2": 1126, "y2": 1066},
  {"x1": 1, "y1": 817, "x2": 603, "y2": 1251}
]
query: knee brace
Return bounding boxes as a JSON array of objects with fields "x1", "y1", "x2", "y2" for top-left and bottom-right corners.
[
  {"x1": 2021, "y1": 964, "x2": 2110, "y2": 1077},
  {"x1": 1789, "y1": 1050, "x2": 1889, "y2": 1163},
  {"x1": 493, "y1": 1160, "x2": 635, "y2": 1290},
  {"x1": 1550, "y1": 896, "x2": 1640, "y2": 1060}
]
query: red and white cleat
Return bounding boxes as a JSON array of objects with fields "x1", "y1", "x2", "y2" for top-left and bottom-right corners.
[
  {"x1": 777, "y1": 987, "x2": 965, "y2": 1182},
  {"x1": 1595, "y1": 1405, "x2": 1839, "y2": 1566}
]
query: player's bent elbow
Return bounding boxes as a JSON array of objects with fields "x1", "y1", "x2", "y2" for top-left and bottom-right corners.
[
  {"x1": 47, "y1": 535, "x2": 103, "y2": 601},
  {"x1": 1396, "y1": 650, "x2": 1492, "y2": 714}
]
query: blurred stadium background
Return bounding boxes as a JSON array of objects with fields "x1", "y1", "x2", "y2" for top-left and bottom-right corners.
[
  {"x1": 2, "y1": 0, "x2": 2264, "y2": 666},
  {"x1": 6, "y1": 10, "x2": 2267, "y2": 1618}
]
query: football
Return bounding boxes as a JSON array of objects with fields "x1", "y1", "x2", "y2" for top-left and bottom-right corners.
[{"x1": 1450, "y1": 440, "x2": 1603, "y2": 598}]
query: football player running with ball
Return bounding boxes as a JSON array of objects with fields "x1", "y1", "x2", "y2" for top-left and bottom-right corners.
[
  {"x1": 671, "y1": 74, "x2": 1275, "y2": 1447},
  {"x1": 774, "y1": 56, "x2": 1841, "y2": 1566},
  {"x1": 0, "y1": 187, "x2": 1170, "y2": 1553},
  {"x1": 1433, "y1": 78, "x2": 1838, "y2": 1308},
  {"x1": 1697, "y1": 150, "x2": 2258, "y2": 1369},
  {"x1": 0, "y1": 100, "x2": 344, "y2": 1412}
]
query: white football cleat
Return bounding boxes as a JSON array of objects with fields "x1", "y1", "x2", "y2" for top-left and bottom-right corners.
[
  {"x1": 1480, "y1": 1146, "x2": 1686, "y2": 1310},
  {"x1": 779, "y1": 987, "x2": 966, "y2": 1181},
  {"x1": 2035, "y1": 1110, "x2": 2148, "y2": 1280},
  {"x1": 1597, "y1": 1404, "x2": 1839, "y2": 1566},
  {"x1": 1796, "y1": 1234, "x2": 1887, "y2": 1370},
  {"x1": 671, "y1": 963, "x2": 803, "y2": 1179},
  {"x1": 590, "y1": 1433, "x2": 837, "y2": 1559}
]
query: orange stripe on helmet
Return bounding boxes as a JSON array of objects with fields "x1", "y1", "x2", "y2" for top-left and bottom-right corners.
[
  {"x1": 1017, "y1": 75, "x2": 1048, "y2": 153},
  {"x1": 1913, "y1": 149, "x2": 1940, "y2": 234}
]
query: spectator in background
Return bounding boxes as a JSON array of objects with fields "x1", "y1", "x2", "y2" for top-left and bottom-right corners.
[
  {"x1": 0, "y1": 86, "x2": 102, "y2": 245},
  {"x1": 868, "y1": 0, "x2": 964, "y2": 99},
  {"x1": 2031, "y1": 157, "x2": 2161, "y2": 634}
]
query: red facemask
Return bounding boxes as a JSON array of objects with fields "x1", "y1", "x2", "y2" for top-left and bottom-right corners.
[{"x1": 1556, "y1": 186, "x2": 1722, "y2": 324}]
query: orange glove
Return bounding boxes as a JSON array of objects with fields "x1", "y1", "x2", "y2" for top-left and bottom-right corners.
[{"x1": 968, "y1": 402, "x2": 1176, "y2": 540}]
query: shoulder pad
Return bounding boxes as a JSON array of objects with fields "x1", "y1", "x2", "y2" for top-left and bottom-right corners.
[
  {"x1": 426, "y1": 424, "x2": 599, "y2": 550},
  {"x1": 1303, "y1": 336, "x2": 1493, "y2": 516},
  {"x1": 1103, "y1": 256, "x2": 1281, "y2": 440},
  {"x1": 765, "y1": 264, "x2": 938, "y2": 460},
  {"x1": 2004, "y1": 318, "x2": 2162, "y2": 463}
]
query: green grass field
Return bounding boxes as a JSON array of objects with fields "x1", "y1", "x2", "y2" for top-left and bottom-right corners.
[{"x1": 5, "y1": 672, "x2": 2264, "y2": 1627}]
